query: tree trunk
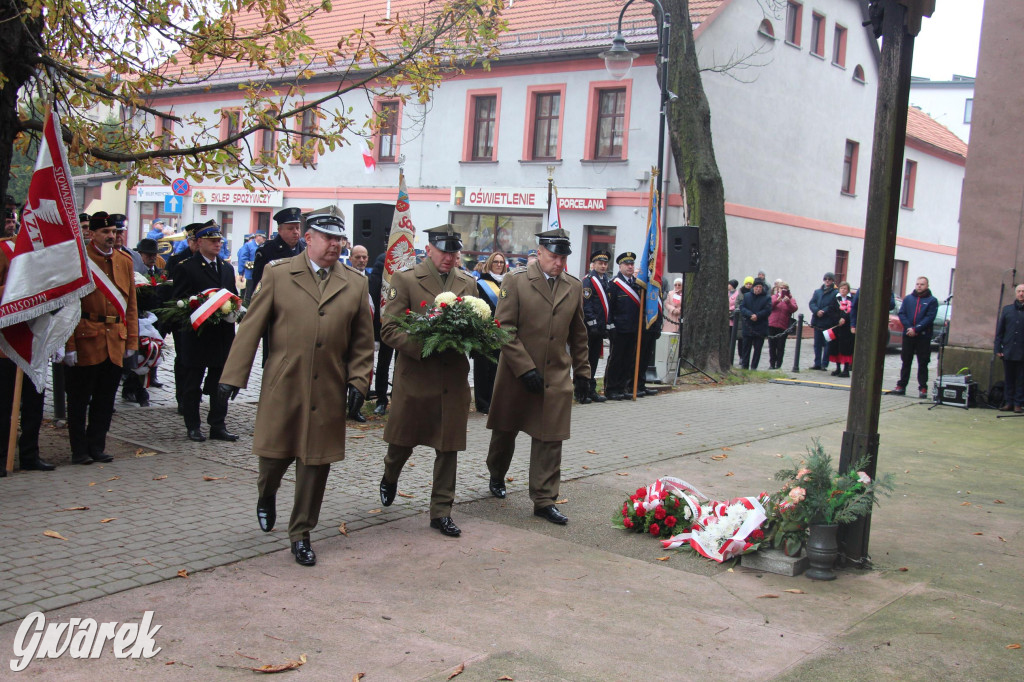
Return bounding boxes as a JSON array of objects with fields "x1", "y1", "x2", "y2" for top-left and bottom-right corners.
[
  {"x1": 664, "y1": 0, "x2": 731, "y2": 375},
  {"x1": 0, "y1": 2, "x2": 42, "y2": 202}
]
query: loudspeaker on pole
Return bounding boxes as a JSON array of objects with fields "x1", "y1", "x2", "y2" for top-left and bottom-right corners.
[{"x1": 666, "y1": 226, "x2": 700, "y2": 273}]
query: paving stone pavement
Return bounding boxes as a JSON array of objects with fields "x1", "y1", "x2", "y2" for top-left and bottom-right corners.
[{"x1": 0, "y1": 335, "x2": 914, "y2": 625}]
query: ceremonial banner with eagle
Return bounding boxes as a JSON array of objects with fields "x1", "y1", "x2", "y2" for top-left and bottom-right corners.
[{"x1": 0, "y1": 109, "x2": 93, "y2": 391}]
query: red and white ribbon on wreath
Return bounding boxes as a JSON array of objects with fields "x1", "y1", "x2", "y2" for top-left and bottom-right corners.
[
  {"x1": 190, "y1": 288, "x2": 236, "y2": 330},
  {"x1": 87, "y1": 259, "x2": 127, "y2": 320},
  {"x1": 661, "y1": 495, "x2": 767, "y2": 562}
]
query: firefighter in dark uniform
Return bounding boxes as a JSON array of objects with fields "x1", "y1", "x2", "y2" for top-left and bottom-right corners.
[
  {"x1": 251, "y1": 207, "x2": 305, "y2": 292},
  {"x1": 604, "y1": 252, "x2": 641, "y2": 400},
  {"x1": 163, "y1": 224, "x2": 199, "y2": 412},
  {"x1": 581, "y1": 249, "x2": 611, "y2": 403},
  {"x1": 170, "y1": 220, "x2": 240, "y2": 443}
]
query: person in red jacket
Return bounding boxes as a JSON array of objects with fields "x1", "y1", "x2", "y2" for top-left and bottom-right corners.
[{"x1": 768, "y1": 280, "x2": 798, "y2": 369}]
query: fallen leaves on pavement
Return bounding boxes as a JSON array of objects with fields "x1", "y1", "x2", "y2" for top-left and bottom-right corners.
[
  {"x1": 203, "y1": 476, "x2": 226, "y2": 481},
  {"x1": 43, "y1": 530, "x2": 68, "y2": 540},
  {"x1": 446, "y1": 662, "x2": 465, "y2": 679},
  {"x1": 616, "y1": 472, "x2": 629, "y2": 476},
  {"x1": 107, "y1": 476, "x2": 120, "y2": 481},
  {"x1": 656, "y1": 556, "x2": 669, "y2": 562},
  {"x1": 555, "y1": 499, "x2": 568, "y2": 504},
  {"x1": 100, "y1": 518, "x2": 116, "y2": 523},
  {"x1": 368, "y1": 509, "x2": 382, "y2": 514},
  {"x1": 586, "y1": 449, "x2": 597, "y2": 454},
  {"x1": 353, "y1": 674, "x2": 365, "y2": 681},
  {"x1": 1007, "y1": 644, "x2": 1021, "y2": 650},
  {"x1": 756, "y1": 594, "x2": 779, "y2": 599},
  {"x1": 60, "y1": 506, "x2": 89, "y2": 511},
  {"x1": 338, "y1": 523, "x2": 348, "y2": 536},
  {"x1": 248, "y1": 654, "x2": 307, "y2": 673},
  {"x1": 153, "y1": 475, "x2": 168, "y2": 480},
  {"x1": 710, "y1": 454, "x2": 728, "y2": 461},
  {"x1": 398, "y1": 492, "x2": 414, "y2": 498},
  {"x1": 177, "y1": 569, "x2": 189, "y2": 578},
  {"x1": 784, "y1": 589, "x2": 806, "y2": 594}
]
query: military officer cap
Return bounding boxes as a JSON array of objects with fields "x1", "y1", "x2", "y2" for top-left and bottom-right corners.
[
  {"x1": 425, "y1": 224, "x2": 463, "y2": 252},
  {"x1": 591, "y1": 248, "x2": 611, "y2": 263},
  {"x1": 274, "y1": 207, "x2": 302, "y2": 225},
  {"x1": 616, "y1": 251, "x2": 637, "y2": 265},
  {"x1": 109, "y1": 213, "x2": 128, "y2": 231},
  {"x1": 536, "y1": 229, "x2": 572, "y2": 256},
  {"x1": 136, "y1": 238, "x2": 159, "y2": 254},
  {"x1": 78, "y1": 212, "x2": 90, "y2": 223},
  {"x1": 88, "y1": 211, "x2": 116, "y2": 230},
  {"x1": 194, "y1": 219, "x2": 223, "y2": 240},
  {"x1": 304, "y1": 205, "x2": 346, "y2": 236},
  {"x1": 526, "y1": 248, "x2": 538, "y2": 257},
  {"x1": 182, "y1": 222, "x2": 204, "y2": 238}
]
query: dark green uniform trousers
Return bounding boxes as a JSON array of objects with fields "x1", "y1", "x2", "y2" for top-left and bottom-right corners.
[
  {"x1": 258, "y1": 457, "x2": 331, "y2": 543},
  {"x1": 486, "y1": 430, "x2": 562, "y2": 510},
  {"x1": 383, "y1": 445, "x2": 457, "y2": 519}
]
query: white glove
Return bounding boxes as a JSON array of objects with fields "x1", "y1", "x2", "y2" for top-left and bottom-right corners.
[
  {"x1": 63, "y1": 351, "x2": 78, "y2": 367},
  {"x1": 50, "y1": 348, "x2": 65, "y2": 364}
]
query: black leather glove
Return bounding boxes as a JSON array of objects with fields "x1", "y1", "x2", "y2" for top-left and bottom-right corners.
[
  {"x1": 217, "y1": 383, "x2": 240, "y2": 401},
  {"x1": 520, "y1": 369, "x2": 544, "y2": 394},
  {"x1": 346, "y1": 384, "x2": 365, "y2": 417},
  {"x1": 574, "y1": 376, "x2": 591, "y2": 404}
]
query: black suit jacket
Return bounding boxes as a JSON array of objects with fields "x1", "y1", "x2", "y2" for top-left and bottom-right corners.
[{"x1": 172, "y1": 253, "x2": 238, "y2": 368}]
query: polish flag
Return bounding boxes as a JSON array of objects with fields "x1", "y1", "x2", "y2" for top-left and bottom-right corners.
[{"x1": 361, "y1": 141, "x2": 376, "y2": 174}]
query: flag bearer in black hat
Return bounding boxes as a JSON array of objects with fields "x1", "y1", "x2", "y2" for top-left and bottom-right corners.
[
  {"x1": 378, "y1": 224, "x2": 478, "y2": 538},
  {"x1": 484, "y1": 229, "x2": 591, "y2": 525},
  {"x1": 604, "y1": 252, "x2": 641, "y2": 400},
  {"x1": 170, "y1": 220, "x2": 239, "y2": 443}
]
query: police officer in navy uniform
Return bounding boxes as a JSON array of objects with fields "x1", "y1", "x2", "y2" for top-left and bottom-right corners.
[
  {"x1": 581, "y1": 249, "x2": 611, "y2": 403},
  {"x1": 604, "y1": 252, "x2": 641, "y2": 400},
  {"x1": 251, "y1": 207, "x2": 305, "y2": 292},
  {"x1": 171, "y1": 220, "x2": 240, "y2": 443}
]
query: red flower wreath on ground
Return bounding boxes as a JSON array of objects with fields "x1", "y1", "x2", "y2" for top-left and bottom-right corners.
[
  {"x1": 654, "y1": 507, "x2": 667, "y2": 521},
  {"x1": 649, "y1": 523, "x2": 660, "y2": 536},
  {"x1": 665, "y1": 516, "x2": 677, "y2": 528}
]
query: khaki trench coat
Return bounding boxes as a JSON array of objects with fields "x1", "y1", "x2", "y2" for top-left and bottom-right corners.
[
  {"x1": 381, "y1": 260, "x2": 477, "y2": 451},
  {"x1": 66, "y1": 245, "x2": 139, "y2": 367},
  {"x1": 220, "y1": 255, "x2": 374, "y2": 465},
  {"x1": 487, "y1": 261, "x2": 591, "y2": 442}
]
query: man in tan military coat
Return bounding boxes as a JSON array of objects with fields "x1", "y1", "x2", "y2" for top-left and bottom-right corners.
[
  {"x1": 220, "y1": 206, "x2": 374, "y2": 566},
  {"x1": 378, "y1": 225, "x2": 477, "y2": 537},
  {"x1": 486, "y1": 229, "x2": 591, "y2": 525},
  {"x1": 64, "y1": 212, "x2": 139, "y2": 465}
]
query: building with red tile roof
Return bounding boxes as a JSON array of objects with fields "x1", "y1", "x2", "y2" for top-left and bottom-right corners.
[{"x1": 121, "y1": 0, "x2": 964, "y2": 308}]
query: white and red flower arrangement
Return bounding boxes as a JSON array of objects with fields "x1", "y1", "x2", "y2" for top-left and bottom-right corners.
[{"x1": 153, "y1": 288, "x2": 245, "y2": 334}]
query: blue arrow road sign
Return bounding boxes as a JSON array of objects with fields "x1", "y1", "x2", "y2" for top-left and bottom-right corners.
[{"x1": 163, "y1": 194, "x2": 183, "y2": 214}]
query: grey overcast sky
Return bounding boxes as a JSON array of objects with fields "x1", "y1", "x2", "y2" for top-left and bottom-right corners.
[{"x1": 910, "y1": 0, "x2": 985, "y2": 81}]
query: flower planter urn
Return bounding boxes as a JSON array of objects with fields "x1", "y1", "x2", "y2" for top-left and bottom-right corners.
[{"x1": 805, "y1": 523, "x2": 839, "y2": 581}]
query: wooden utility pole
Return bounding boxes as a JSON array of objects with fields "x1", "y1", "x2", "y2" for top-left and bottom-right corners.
[{"x1": 839, "y1": 0, "x2": 934, "y2": 566}]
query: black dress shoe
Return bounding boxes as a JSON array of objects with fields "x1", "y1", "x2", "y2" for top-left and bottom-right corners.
[
  {"x1": 588, "y1": 392, "x2": 607, "y2": 403},
  {"x1": 21, "y1": 459, "x2": 56, "y2": 471},
  {"x1": 534, "y1": 505, "x2": 568, "y2": 525},
  {"x1": 291, "y1": 539, "x2": 316, "y2": 566},
  {"x1": 429, "y1": 516, "x2": 461, "y2": 537},
  {"x1": 71, "y1": 457, "x2": 94, "y2": 465},
  {"x1": 121, "y1": 391, "x2": 136, "y2": 403},
  {"x1": 90, "y1": 453, "x2": 114, "y2": 463},
  {"x1": 489, "y1": 478, "x2": 506, "y2": 498},
  {"x1": 644, "y1": 388, "x2": 659, "y2": 396},
  {"x1": 149, "y1": 380, "x2": 164, "y2": 389},
  {"x1": 379, "y1": 476, "x2": 397, "y2": 506},
  {"x1": 187, "y1": 428, "x2": 207, "y2": 442},
  {"x1": 257, "y1": 496, "x2": 276, "y2": 532},
  {"x1": 209, "y1": 427, "x2": 239, "y2": 442},
  {"x1": 373, "y1": 402, "x2": 388, "y2": 415},
  {"x1": 349, "y1": 411, "x2": 367, "y2": 423}
]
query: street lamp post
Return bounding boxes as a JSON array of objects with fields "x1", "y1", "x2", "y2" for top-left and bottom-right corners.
[{"x1": 599, "y1": 0, "x2": 673, "y2": 202}]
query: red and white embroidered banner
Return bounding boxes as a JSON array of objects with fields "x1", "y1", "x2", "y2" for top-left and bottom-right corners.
[
  {"x1": 86, "y1": 258, "x2": 127, "y2": 320},
  {"x1": 0, "y1": 110, "x2": 93, "y2": 391},
  {"x1": 189, "y1": 288, "x2": 236, "y2": 330},
  {"x1": 383, "y1": 170, "x2": 416, "y2": 286}
]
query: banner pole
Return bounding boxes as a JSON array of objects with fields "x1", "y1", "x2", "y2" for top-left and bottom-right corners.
[{"x1": 6, "y1": 368, "x2": 23, "y2": 472}]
